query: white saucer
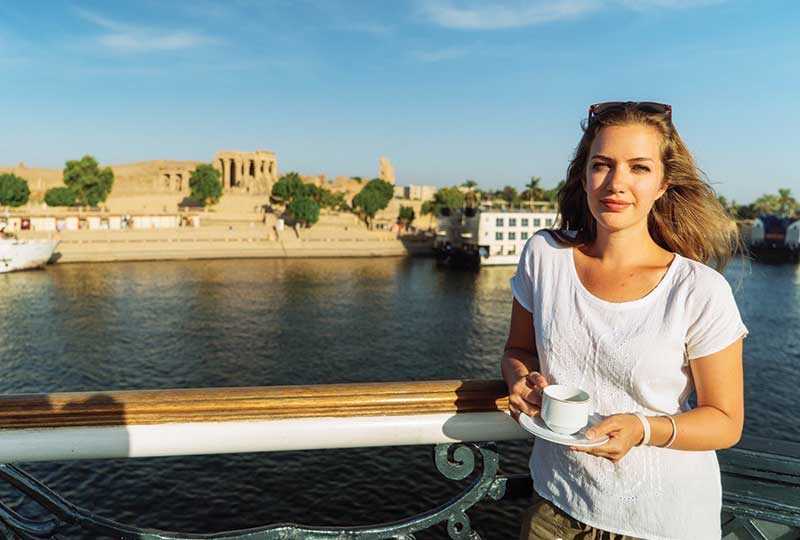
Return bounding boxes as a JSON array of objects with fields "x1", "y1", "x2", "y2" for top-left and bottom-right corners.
[{"x1": 518, "y1": 413, "x2": 609, "y2": 447}]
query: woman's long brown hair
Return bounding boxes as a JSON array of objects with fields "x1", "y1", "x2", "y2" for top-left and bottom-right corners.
[{"x1": 552, "y1": 104, "x2": 743, "y2": 272}]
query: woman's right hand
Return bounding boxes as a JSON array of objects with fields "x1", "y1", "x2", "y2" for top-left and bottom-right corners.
[{"x1": 507, "y1": 371, "x2": 549, "y2": 421}]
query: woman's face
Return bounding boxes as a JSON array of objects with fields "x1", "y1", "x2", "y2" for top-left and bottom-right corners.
[{"x1": 584, "y1": 123, "x2": 667, "y2": 234}]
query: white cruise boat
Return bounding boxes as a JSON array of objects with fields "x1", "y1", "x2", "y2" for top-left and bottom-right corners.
[
  {"x1": 435, "y1": 207, "x2": 559, "y2": 267},
  {"x1": 0, "y1": 237, "x2": 60, "y2": 273}
]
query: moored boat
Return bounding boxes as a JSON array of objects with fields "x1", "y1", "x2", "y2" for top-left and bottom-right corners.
[
  {"x1": 0, "y1": 237, "x2": 60, "y2": 273},
  {"x1": 434, "y1": 207, "x2": 558, "y2": 268},
  {"x1": 748, "y1": 215, "x2": 800, "y2": 263}
]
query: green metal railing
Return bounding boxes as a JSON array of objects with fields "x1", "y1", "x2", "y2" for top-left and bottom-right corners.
[
  {"x1": 1, "y1": 437, "x2": 798, "y2": 540},
  {"x1": 0, "y1": 380, "x2": 797, "y2": 540}
]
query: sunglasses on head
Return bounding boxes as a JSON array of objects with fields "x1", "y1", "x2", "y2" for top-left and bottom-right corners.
[{"x1": 588, "y1": 101, "x2": 672, "y2": 122}]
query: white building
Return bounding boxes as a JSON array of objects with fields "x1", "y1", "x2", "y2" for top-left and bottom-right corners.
[{"x1": 436, "y1": 208, "x2": 559, "y2": 266}]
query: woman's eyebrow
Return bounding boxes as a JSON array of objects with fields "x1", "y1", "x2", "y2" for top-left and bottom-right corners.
[{"x1": 589, "y1": 154, "x2": 655, "y2": 162}]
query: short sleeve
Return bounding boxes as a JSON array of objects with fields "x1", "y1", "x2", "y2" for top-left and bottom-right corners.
[
  {"x1": 510, "y1": 236, "x2": 535, "y2": 313},
  {"x1": 685, "y1": 273, "x2": 749, "y2": 360}
]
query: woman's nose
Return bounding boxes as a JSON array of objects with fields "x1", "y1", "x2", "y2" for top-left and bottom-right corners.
[{"x1": 604, "y1": 167, "x2": 629, "y2": 193}]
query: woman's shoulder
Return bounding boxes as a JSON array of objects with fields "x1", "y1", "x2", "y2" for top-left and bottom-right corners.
[
  {"x1": 520, "y1": 229, "x2": 572, "y2": 259},
  {"x1": 671, "y1": 255, "x2": 734, "y2": 296},
  {"x1": 530, "y1": 229, "x2": 576, "y2": 248}
]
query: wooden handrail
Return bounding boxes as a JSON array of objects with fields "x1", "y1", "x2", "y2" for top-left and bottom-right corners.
[{"x1": 0, "y1": 380, "x2": 510, "y2": 429}]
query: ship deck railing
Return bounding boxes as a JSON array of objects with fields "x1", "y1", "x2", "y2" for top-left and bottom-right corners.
[{"x1": 0, "y1": 380, "x2": 797, "y2": 540}]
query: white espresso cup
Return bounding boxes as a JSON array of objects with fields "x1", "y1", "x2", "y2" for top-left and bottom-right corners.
[{"x1": 541, "y1": 385, "x2": 591, "y2": 435}]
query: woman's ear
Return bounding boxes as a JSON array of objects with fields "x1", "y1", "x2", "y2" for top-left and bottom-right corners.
[{"x1": 655, "y1": 181, "x2": 668, "y2": 200}]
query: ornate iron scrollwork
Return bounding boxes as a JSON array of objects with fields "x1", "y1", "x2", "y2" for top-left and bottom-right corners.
[{"x1": 0, "y1": 442, "x2": 504, "y2": 540}]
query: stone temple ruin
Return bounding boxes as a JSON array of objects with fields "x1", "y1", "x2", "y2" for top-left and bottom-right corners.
[
  {"x1": 155, "y1": 151, "x2": 278, "y2": 196},
  {"x1": 214, "y1": 151, "x2": 277, "y2": 194},
  {"x1": 159, "y1": 169, "x2": 191, "y2": 194}
]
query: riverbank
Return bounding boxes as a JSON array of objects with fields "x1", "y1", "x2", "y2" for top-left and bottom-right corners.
[
  {"x1": 15, "y1": 216, "x2": 434, "y2": 263},
  {"x1": 16, "y1": 227, "x2": 431, "y2": 263}
]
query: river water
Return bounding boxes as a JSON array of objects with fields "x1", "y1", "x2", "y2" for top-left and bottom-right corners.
[{"x1": 0, "y1": 255, "x2": 798, "y2": 539}]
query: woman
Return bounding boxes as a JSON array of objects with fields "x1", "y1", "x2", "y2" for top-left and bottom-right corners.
[{"x1": 503, "y1": 102, "x2": 748, "y2": 540}]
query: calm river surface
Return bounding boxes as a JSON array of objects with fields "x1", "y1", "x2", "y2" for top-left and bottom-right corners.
[{"x1": 1, "y1": 255, "x2": 798, "y2": 539}]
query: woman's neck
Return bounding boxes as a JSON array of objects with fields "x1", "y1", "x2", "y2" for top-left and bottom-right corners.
[{"x1": 585, "y1": 224, "x2": 663, "y2": 266}]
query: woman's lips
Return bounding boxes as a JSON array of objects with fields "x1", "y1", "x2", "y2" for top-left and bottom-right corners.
[{"x1": 601, "y1": 200, "x2": 631, "y2": 211}]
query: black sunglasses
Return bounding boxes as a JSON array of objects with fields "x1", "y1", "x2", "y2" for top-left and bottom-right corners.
[{"x1": 588, "y1": 101, "x2": 672, "y2": 122}]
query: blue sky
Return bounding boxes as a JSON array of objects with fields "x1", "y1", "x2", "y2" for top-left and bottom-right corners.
[{"x1": 1, "y1": 0, "x2": 798, "y2": 203}]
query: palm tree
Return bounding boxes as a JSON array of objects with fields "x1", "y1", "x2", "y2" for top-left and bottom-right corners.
[
  {"x1": 524, "y1": 176, "x2": 545, "y2": 208},
  {"x1": 754, "y1": 194, "x2": 780, "y2": 215},
  {"x1": 462, "y1": 179, "x2": 478, "y2": 208},
  {"x1": 777, "y1": 188, "x2": 797, "y2": 216},
  {"x1": 421, "y1": 200, "x2": 437, "y2": 228}
]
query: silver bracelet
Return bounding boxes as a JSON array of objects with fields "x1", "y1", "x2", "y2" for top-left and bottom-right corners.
[
  {"x1": 662, "y1": 415, "x2": 678, "y2": 448},
  {"x1": 633, "y1": 413, "x2": 651, "y2": 447}
]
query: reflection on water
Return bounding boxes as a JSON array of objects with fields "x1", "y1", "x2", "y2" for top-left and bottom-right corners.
[{"x1": 0, "y1": 256, "x2": 798, "y2": 538}]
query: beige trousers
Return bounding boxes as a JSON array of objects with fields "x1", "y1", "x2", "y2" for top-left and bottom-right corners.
[{"x1": 519, "y1": 497, "x2": 643, "y2": 540}]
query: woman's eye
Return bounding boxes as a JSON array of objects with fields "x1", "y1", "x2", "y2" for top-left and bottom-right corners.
[
  {"x1": 633, "y1": 164, "x2": 650, "y2": 172},
  {"x1": 591, "y1": 162, "x2": 609, "y2": 170}
]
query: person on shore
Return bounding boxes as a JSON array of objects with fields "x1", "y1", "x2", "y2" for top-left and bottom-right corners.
[{"x1": 502, "y1": 101, "x2": 747, "y2": 540}]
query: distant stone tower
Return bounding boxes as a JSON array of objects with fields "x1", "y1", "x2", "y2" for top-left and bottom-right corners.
[{"x1": 379, "y1": 157, "x2": 395, "y2": 185}]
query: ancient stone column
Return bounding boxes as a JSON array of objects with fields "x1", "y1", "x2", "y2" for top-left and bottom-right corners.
[{"x1": 218, "y1": 159, "x2": 226, "y2": 189}]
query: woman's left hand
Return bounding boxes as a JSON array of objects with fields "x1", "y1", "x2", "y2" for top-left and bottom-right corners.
[{"x1": 569, "y1": 414, "x2": 645, "y2": 463}]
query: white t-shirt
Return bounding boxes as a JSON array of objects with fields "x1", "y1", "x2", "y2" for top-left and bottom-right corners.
[{"x1": 510, "y1": 231, "x2": 748, "y2": 540}]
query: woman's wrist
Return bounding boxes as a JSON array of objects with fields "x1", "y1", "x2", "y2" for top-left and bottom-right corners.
[
  {"x1": 644, "y1": 415, "x2": 677, "y2": 447},
  {"x1": 632, "y1": 413, "x2": 650, "y2": 446}
]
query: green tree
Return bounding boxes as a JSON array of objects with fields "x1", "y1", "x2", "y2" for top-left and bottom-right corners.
[
  {"x1": 288, "y1": 196, "x2": 320, "y2": 227},
  {"x1": 189, "y1": 164, "x2": 223, "y2": 206},
  {"x1": 352, "y1": 178, "x2": 394, "y2": 227},
  {"x1": 751, "y1": 189, "x2": 799, "y2": 217},
  {"x1": 777, "y1": 188, "x2": 798, "y2": 216},
  {"x1": 736, "y1": 203, "x2": 758, "y2": 220},
  {"x1": 0, "y1": 173, "x2": 30, "y2": 207},
  {"x1": 753, "y1": 193, "x2": 780, "y2": 215},
  {"x1": 717, "y1": 195, "x2": 739, "y2": 218},
  {"x1": 271, "y1": 172, "x2": 305, "y2": 204},
  {"x1": 522, "y1": 176, "x2": 545, "y2": 207},
  {"x1": 398, "y1": 205, "x2": 415, "y2": 227},
  {"x1": 461, "y1": 180, "x2": 479, "y2": 208},
  {"x1": 433, "y1": 187, "x2": 466, "y2": 215},
  {"x1": 542, "y1": 180, "x2": 565, "y2": 204},
  {"x1": 44, "y1": 187, "x2": 77, "y2": 207},
  {"x1": 319, "y1": 189, "x2": 346, "y2": 210},
  {"x1": 421, "y1": 200, "x2": 437, "y2": 227},
  {"x1": 63, "y1": 155, "x2": 114, "y2": 207},
  {"x1": 500, "y1": 185, "x2": 521, "y2": 206}
]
